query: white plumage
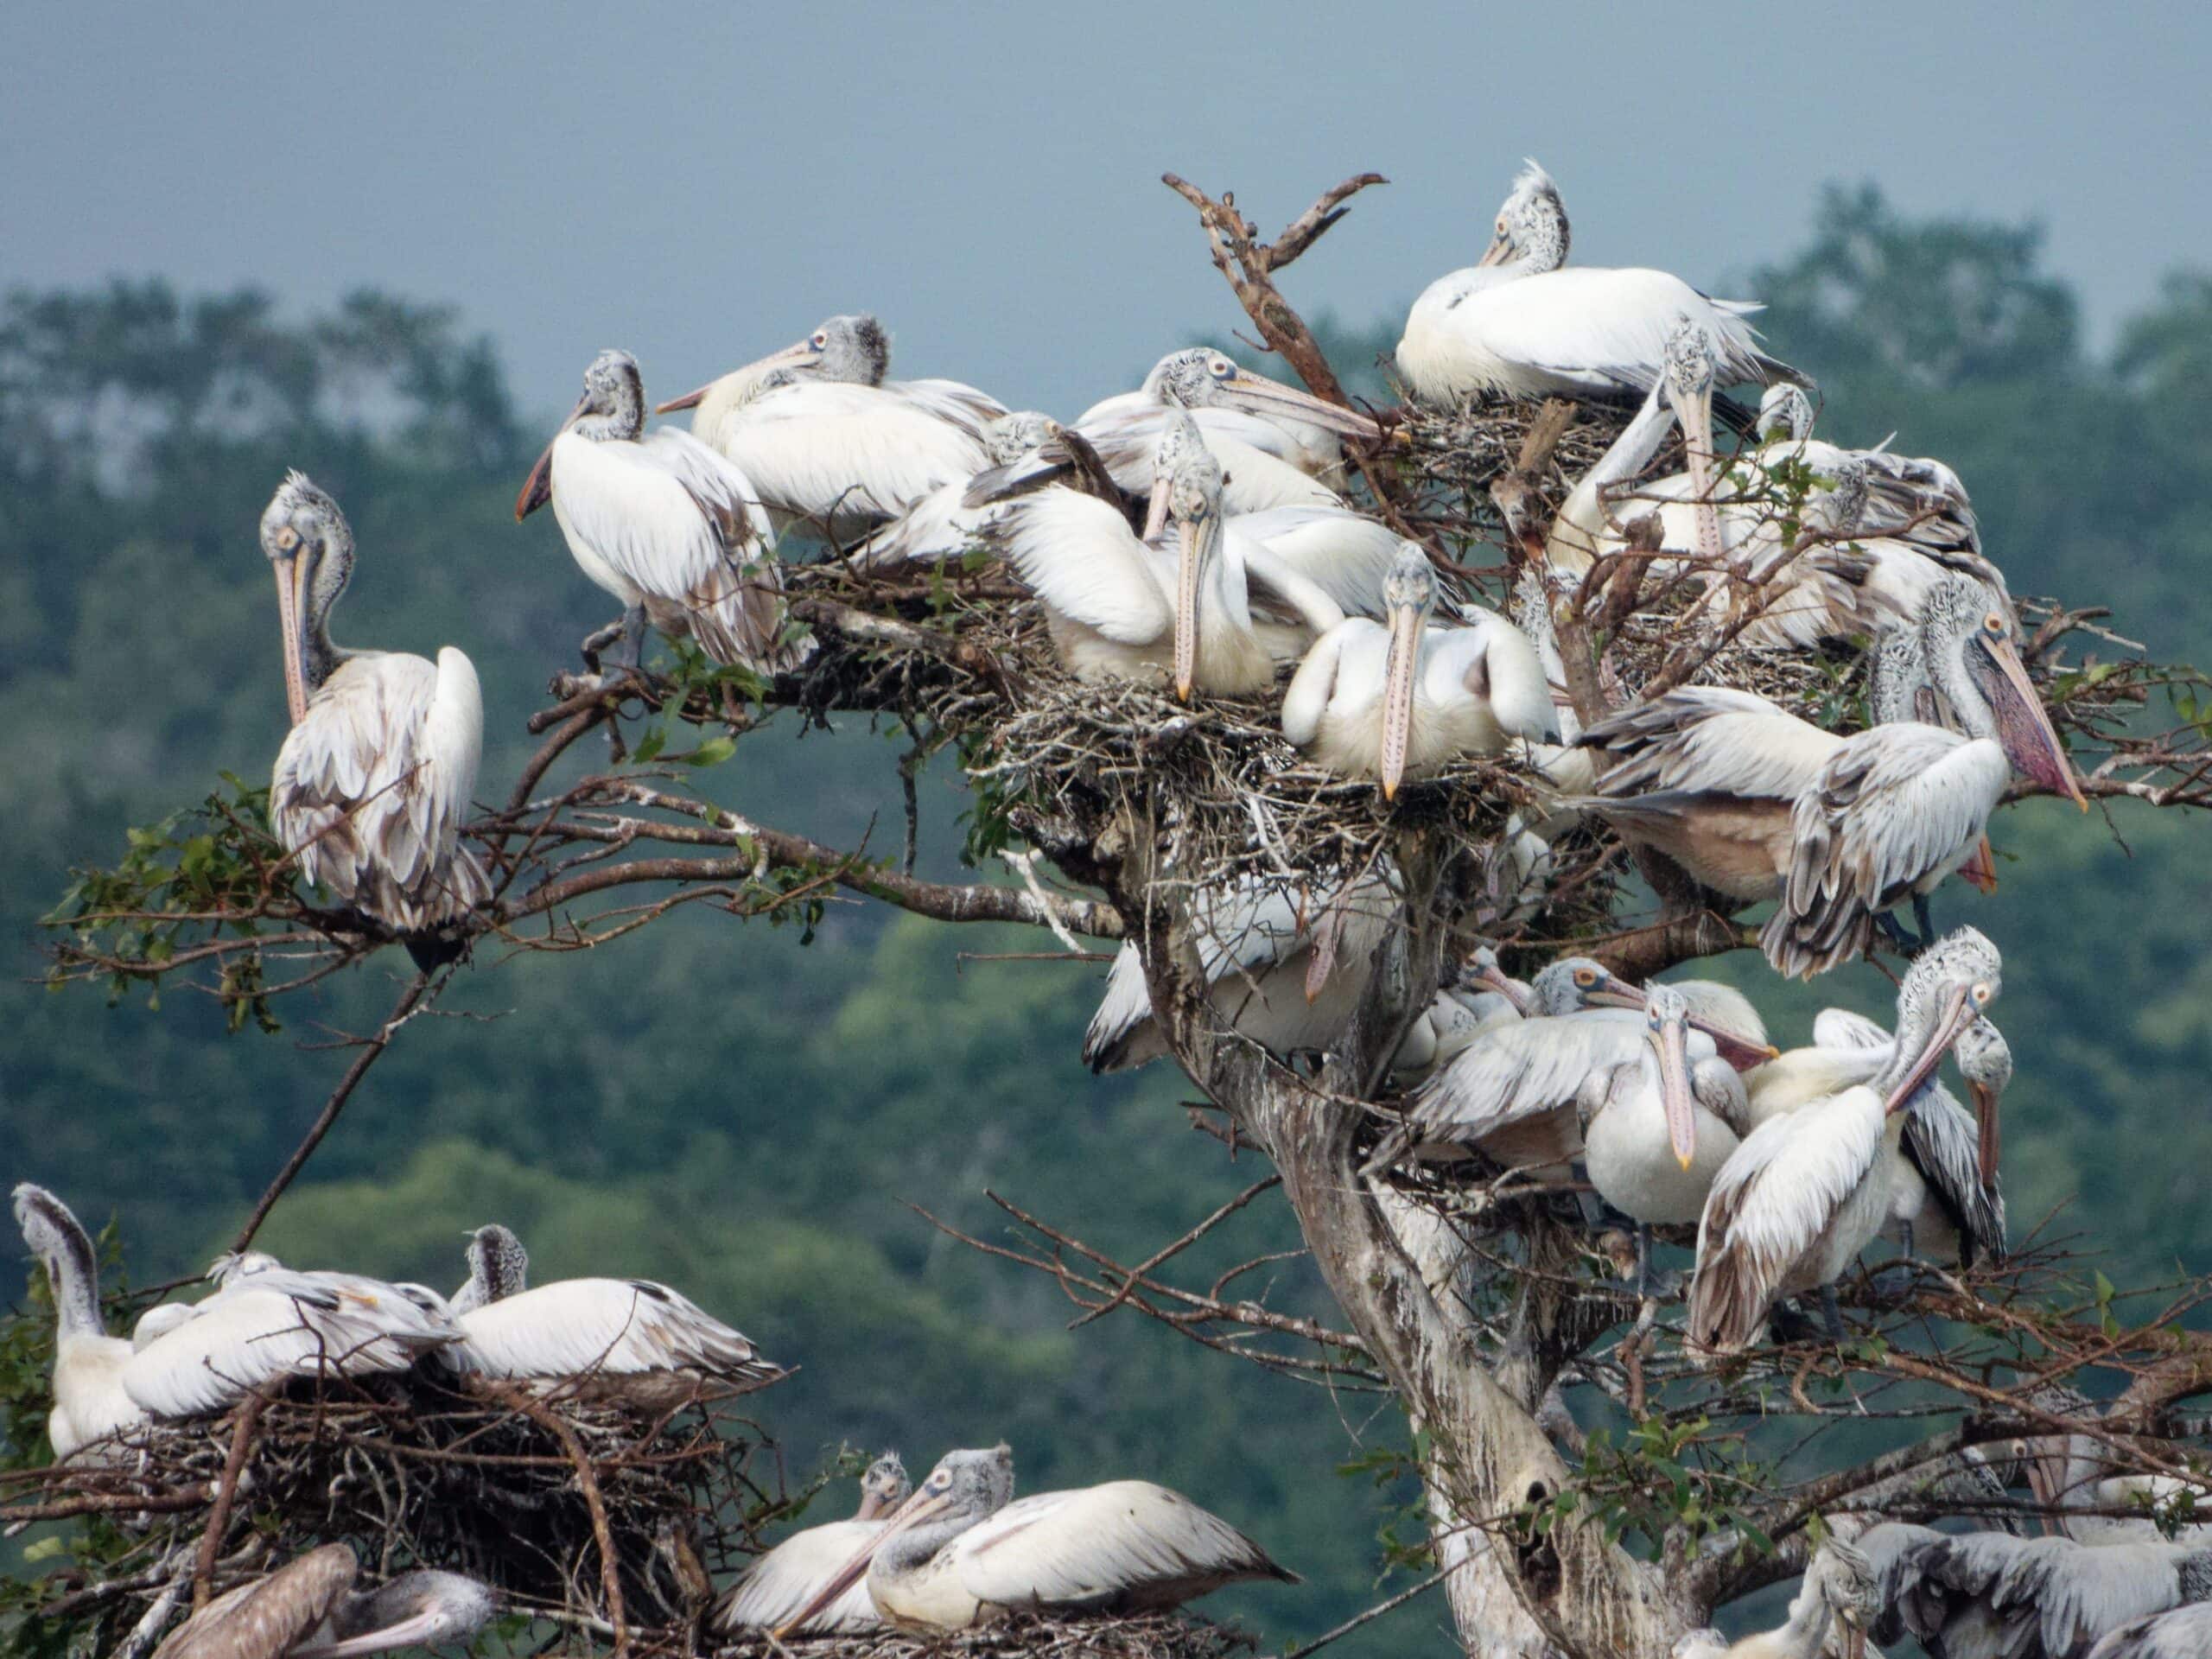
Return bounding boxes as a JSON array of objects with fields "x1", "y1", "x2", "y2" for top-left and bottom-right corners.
[
  {"x1": 718, "y1": 1453, "x2": 912, "y2": 1635},
  {"x1": 448, "y1": 1278, "x2": 779, "y2": 1395},
  {"x1": 1892, "y1": 1532, "x2": 2212, "y2": 1659},
  {"x1": 12, "y1": 1184, "x2": 147, "y2": 1460},
  {"x1": 2088, "y1": 1600, "x2": 2212, "y2": 1658}
]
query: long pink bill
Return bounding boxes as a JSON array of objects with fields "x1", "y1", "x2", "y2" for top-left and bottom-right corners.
[{"x1": 1378, "y1": 601, "x2": 1424, "y2": 800}]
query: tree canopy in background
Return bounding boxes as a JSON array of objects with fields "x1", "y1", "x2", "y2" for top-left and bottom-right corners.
[{"x1": 5, "y1": 182, "x2": 2212, "y2": 1655}]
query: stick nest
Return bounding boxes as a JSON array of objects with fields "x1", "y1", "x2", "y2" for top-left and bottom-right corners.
[{"x1": 718, "y1": 1611, "x2": 1258, "y2": 1659}]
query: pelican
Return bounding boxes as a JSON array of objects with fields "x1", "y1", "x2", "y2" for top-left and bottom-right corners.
[
  {"x1": 260, "y1": 476, "x2": 488, "y2": 969},
  {"x1": 1281, "y1": 543, "x2": 1555, "y2": 797},
  {"x1": 776, "y1": 1444, "x2": 1295, "y2": 1635},
  {"x1": 516, "y1": 348, "x2": 804, "y2": 676},
  {"x1": 442, "y1": 1222, "x2": 782, "y2": 1407},
  {"x1": 1580, "y1": 578, "x2": 2082, "y2": 976},
  {"x1": 1368, "y1": 959, "x2": 1771, "y2": 1182},
  {"x1": 1395, "y1": 160, "x2": 1809, "y2": 410},
  {"x1": 120, "y1": 1252, "x2": 460, "y2": 1420},
  {"x1": 1389, "y1": 945, "x2": 1533, "y2": 1080},
  {"x1": 2017, "y1": 1418, "x2": 2212, "y2": 1547},
  {"x1": 653, "y1": 314, "x2": 1006, "y2": 538},
  {"x1": 1064, "y1": 346, "x2": 1380, "y2": 509},
  {"x1": 1083, "y1": 867, "x2": 1402, "y2": 1073},
  {"x1": 1688, "y1": 928, "x2": 2000, "y2": 1352},
  {"x1": 2088, "y1": 1602, "x2": 2212, "y2": 1656},
  {"x1": 985, "y1": 413, "x2": 1344, "y2": 696},
  {"x1": 1578, "y1": 984, "x2": 1756, "y2": 1295},
  {"x1": 151, "y1": 1544, "x2": 493, "y2": 1659},
  {"x1": 1891, "y1": 1532, "x2": 2212, "y2": 1659},
  {"x1": 11, "y1": 1185, "x2": 145, "y2": 1459},
  {"x1": 1671, "y1": 1538, "x2": 1878, "y2": 1659},
  {"x1": 849, "y1": 413, "x2": 1099, "y2": 569},
  {"x1": 716, "y1": 1452, "x2": 912, "y2": 1635}
]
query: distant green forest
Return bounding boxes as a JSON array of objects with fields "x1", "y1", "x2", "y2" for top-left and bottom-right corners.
[{"x1": 5, "y1": 186, "x2": 2211, "y2": 1654}]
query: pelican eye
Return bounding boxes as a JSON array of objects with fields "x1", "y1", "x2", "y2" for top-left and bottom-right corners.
[
  {"x1": 1573, "y1": 967, "x2": 1597, "y2": 988},
  {"x1": 1984, "y1": 613, "x2": 2005, "y2": 634},
  {"x1": 810, "y1": 331, "x2": 828, "y2": 350},
  {"x1": 1971, "y1": 982, "x2": 1993, "y2": 1006},
  {"x1": 274, "y1": 525, "x2": 301, "y2": 552},
  {"x1": 1496, "y1": 217, "x2": 1509, "y2": 235},
  {"x1": 1208, "y1": 356, "x2": 1234, "y2": 378}
]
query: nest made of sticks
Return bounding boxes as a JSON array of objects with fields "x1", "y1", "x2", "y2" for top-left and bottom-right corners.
[
  {"x1": 718, "y1": 1611, "x2": 1259, "y2": 1659},
  {"x1": 10, "y1": 1368, "x2": 785, "y2": 1643}
]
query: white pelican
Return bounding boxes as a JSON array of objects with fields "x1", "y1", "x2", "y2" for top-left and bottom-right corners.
[
  {"x1": 1578, "y1": 984, "x2": 1755, "y2": 1295},
  {"x1": 1071, "y1": 346, "x2": 1380, "y2": 504},
  {"x1": 120, "y1": 1252, "x2": 460, "y2": 1420},
  {"x1": 1395, "y1": 160, "x2": 1809, "y2": 410},
  {"x1": 716, "y1": 1452, "x2": 912, "y2": 1635},
  {"x1": 150, "y1": 1543, "x2": 493, "y2": 1659},
  {"x1": 442, "y1": 1222, "x2": 782, "y2": 1408},
  {"x1": 849, "y1": 412, "x2": 1093, "y2": 569},
  {"x1": 261, "y1": 476, "x2": 489, "y2": 969},
  {"x1": 1083, "y1": 867, "x2": 1402, "y2": 1073},
  {"x1": 985, "y1": 413, "x2": 1344, "y2": 696},
  {"x1": 2089, "y1": 1602, "x2": 2212, "y2": 1657},
  {"x1": 654, "y1": 314, "x2": 1007, "y2": 538},
  {"x1": 777, "y1": 1444, "x2": 1295, "y2": 1635},
  {"x1": 11, "y1": 1185, "x2": 145, "y2": 1459},
  {"x1": 1891, "y1": 1531, "x2": 2212, "y2": 1659},
  {"x1": 1281, "y1": 542, "x2": 1554, "y2": 797},
  {"x1": 1580, "y1": 578, "x2": 2082, "y2": 976},
  {"x1": 1389, "y1": 945, "x2": 1534, "y2": 1080},
  {"x1": 1671, "y1": 1538, "x2": 1878, "y2": 1659},
  {"x1": 516, "y1": 348, "x2": 804, "y2": 675},
  {"x1": 1369, "y1": 960, "x2": 1770, "y2": 1182},
  {"x1": 1688, "y1": 928, "x2": 2000, "y2": 1352}
]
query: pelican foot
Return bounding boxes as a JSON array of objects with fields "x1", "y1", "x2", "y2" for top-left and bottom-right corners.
[
  {"x1": 1610, "y1": 1268, "x2": 1684, "y2": 1302},
  {"x1": 1767, "y1": 1300, "x2": 1822, "y2": 1345},
  {"x1": 1877, "y1": 908, "x2": 1930, "y2": 957}
]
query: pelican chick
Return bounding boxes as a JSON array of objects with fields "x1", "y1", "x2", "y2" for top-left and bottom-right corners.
[{"x1": 717, "y1": 1452, "x2": 913, "y2": 1635}]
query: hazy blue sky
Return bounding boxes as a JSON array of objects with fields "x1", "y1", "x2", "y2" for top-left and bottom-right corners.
[{"x1": 7, "y1": 3, "x2": 2209, "y2": 420}]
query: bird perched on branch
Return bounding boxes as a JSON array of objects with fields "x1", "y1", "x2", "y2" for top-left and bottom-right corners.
[
  {"x1": 1395, "y1": 160, "x2": 1810, "y2": 416},
  {"x1": 1281, "y1": 541, "x2": 1555, "y2": 797},
  {"x1": 656, "y1": 313, "x2": 1007, "y2": 539},
  {"x1": 718, "y1": 1452, "x2": 913, "y2": 1635},
  {"x1": 776, "y1": 1443, "x2": 1296, "y2": 1635},
  {"x1": 260, "y1": 474, "x2": 490, "y2": 971},
  {"x1": 442, "y1": 1221, "x2": 783, "y2": 1408},
  {"x1": 517, "y1": 347, "x2": 806, "y2": 677}
]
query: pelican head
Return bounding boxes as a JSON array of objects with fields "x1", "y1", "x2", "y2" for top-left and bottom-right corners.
[
  {"x1": 1458, "y1": 944, "x2": 1531, "y2": 1014},
  {"x1": 670, "y1": 315, "x2": 889, "y2": 408},
  {"x1": 1143, "y1": 347, "x2": 1381, "y2": 443},
  {"x1": 1378, "y1": 543, "x2": 1439, "y2": 800},
  {"x1": 982, "y1": 410, "x2": 1060, "y2": 466},
  {"x1": 1636, "y1": 984, "x2": 1700, "y2": 1170},
  {"x1": 778, "y1": 1445, "x2": 1015, "y2": 1637},
  {"x1": 1806, "y1": 457, "x2": 1870, "y2": 539},
  {"x1": 1166, "y1": 416, "x2": 1227, "y2": 700},
  {"x1": 1758, "y1": 384, "x2": 1815, "y2": 443},
  {"x1": 1662, "y1": 319, "x2": 1720, "y2": 524},
  {"x1": 1580, "y1": 972, "x2": 1778, "y2": 1070},
  {"x1": 1479, "y1": 159, "x2": 1568, "y2": 271},
  {"x1": 1881, "y1": 926, "x2": 2002, "y2": 1117},
  {"x1": 1921, "y1": 575, "x2": 2087, "y2": 809},
  {"x1": 1807, "y1": 1537, "x2": 1878, "y2": 1659},
  {"x1": 1956, "y1": 1015, "x2": 2012, "y2": 1189},
  {"x1": 262, "y1": 471, "x2": 355, "y2": 723},
  {"x1": 1527, "y1": 957, "x2": 1616, "y2": 1017},
  {"x1": 12, "y1": 1184, "x2": 94, "y2": 1307},
  {"x1": 207, "y1": 1250, "x2": 282, "y2": 1287},
  {"x1": 517, "y1": 348, "x2": 645, "y2": 519},
  {"x1": 855, "y1": 1450, "x2": 912, "y2": 1521},
  {"x1": 464, "y1": 1224, "x2": 530, "y2": 1304}
]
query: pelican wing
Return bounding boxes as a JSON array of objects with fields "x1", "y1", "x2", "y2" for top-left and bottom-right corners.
[
  {"x1": 710, "y1": 380, "x2": 990, "y2": 523},
  {"x1": 451, "y1": 1279, "x2": 776, "y2": 1384},
  {"x1": 1765, "y1": 727, "x2": 2008, "y2": 978},
  {"x1": 1227, "y1": 507, "x2": 1402, "y2": 620},
  {"x1": 1280, "y1": 623, "x2": 1357, "y2": 748},
  {"x1": 1813, "y1": 1008, "x2": 1892, "y2": 1052},
  {"x1": 1421, "y1": 616, "x2": 1559, "y2": 744},
  {"x1": 896, "y1": 377, "x2": 1011, "y2": 437},
  {"x1": 152, "y1": 1546, "x2": 357, "y2": 1659},
  {"x1": 273, "y1": 649, "x2": 490, "y2": 933},
  {"x1": 555, "y1": 429, "x2": 801, "y2": 671},
  {"x1": 1688, "y1": 1089, "x2": 1887, "y2": 1352},
  {"x1": 954, "y1": 1483, "x2": 1294, "y2": 1612},
  {"x1": 1900, "y1": 1087, "x2": 2007, "y2": 1268},
  {"x1": 850, "y1": 478, "x2": 998, "y2": 569},
  {"x1": 717, "y1": 1521, "x2": 886, "y2": 1633},
  {"x1": 123, "y1": 1277, "x2": 454, "y2": 1419},
  {"x1": 2088, "y1": 1602, "x2": 2212, "y2": 1659},
  {"x1": 985, "y1": 490, "x2": 1173, "y2": 644},
  {"x1": 1902, "y1": 1535, "x2": 2195, "y2": 1658},
  {"x1": 1584, "y1": 686, "x2": 1833, "y2": 800},
  {"x1": 1404, "y1": 1014, "x2": 1644, "y2": 1143}
]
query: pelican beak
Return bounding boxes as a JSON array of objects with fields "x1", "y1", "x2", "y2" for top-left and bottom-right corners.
[
  {"x1": 652, "y1": 383, "x2": 710, "y2": 414},
  {"x1": 1379, "y1": 597, "x2": 1424, "y2": 800},
  {"x1": 1689, "y1": 1016, "x2": 1781, "y2": 1071},
  {"x1": 515, "y1": 391, "x2": 589, "y2": 520},
  {"x1": 2022, "y1": 1440, "x2": 2068, "y2": 1536},
  {"x1": 1220, "y1": 369, "x2": 1382, "y2": 443},
  {"x1": 1973, "y1": 626, "x2": 2088, "y2": 810},
  {"x1": 1647, "y1": 1009, "x2": 1698, "y2": 1171},
  {"x1": 1959, "y1": 835, "x2": 2000, "y2": 894},
  {"x1": 1173, "y1": 508, "x2": 1217, "y2": 701},
  {"x1": 1470, "y1": 958, "x2": 1530, "y2": 1014},
  {"x1": 1142, "y1": 473, "x2": 1173, "y2": 544},
  {"x1": 1971, "y1": 1075, "x2": 2002, "y2": 1190},
  {"x1": 1884, "y1": 983, "x2": 1981, "y2": 1116},
  {"x1": 1665, "y1": 375, "x2": 1723, "y2": 562},
  {"x1": 273, "y1": 548, "x2": 311, "y2": 726},
  {"x1": 1841, "y1": 1612, "x2": 1867, "y2": 1659},
  {"x1": 773, "y1": 1486, "x2": 954, "y2": 1639},
  {"x1": 1476, "y1": 232, "x2": 1515, "y2": 269}
]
